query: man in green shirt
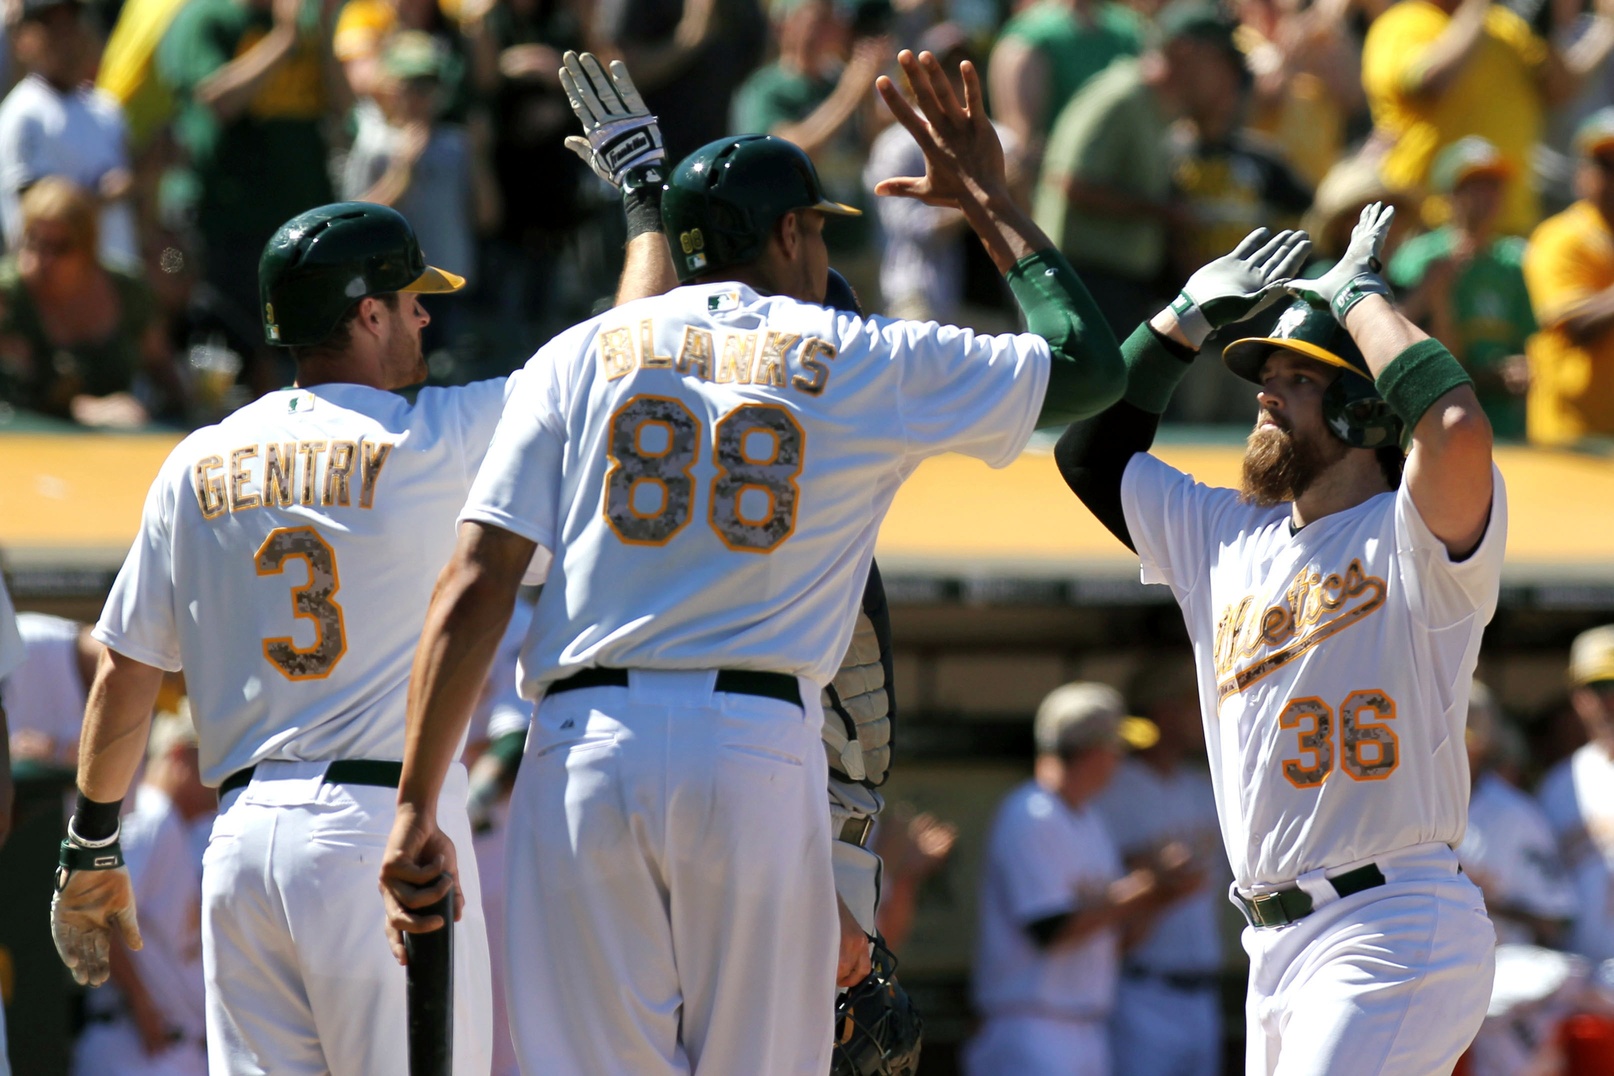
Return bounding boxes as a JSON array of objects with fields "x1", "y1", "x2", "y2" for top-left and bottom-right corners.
[
  {"x1": 1032, "y1": 1, "x2": 1234, "y2": 337},
  {"x1": 1389, "y1": 137, "x2": 1535, "y2": 439},
  {"x1": 158, "y1": 0, "x2": 347, "y2": 384},
  {"x1": 987, "y1": 0, "x2": 1144, "y2": 169}
]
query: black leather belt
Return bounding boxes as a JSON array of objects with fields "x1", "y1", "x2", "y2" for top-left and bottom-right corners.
[
  {"x1": 838, "y1": 816, "x2": 875, "y2": 847},
  {"x1": 1234, "y1": 863, "x2": 1387, "y2": 928},
  {"x1": 547, "y1": 666, "x2": 802, "y2": 707},
  {"x1": 219, "y1": 758, "x2": 404, "y2": 799},
  {"x1": 1122, "y1": 965, "x2": 1222, "y2": 992}
]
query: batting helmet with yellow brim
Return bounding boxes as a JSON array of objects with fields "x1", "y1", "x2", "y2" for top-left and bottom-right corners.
[{"x1": 1223, "y1": 298, "x2": 1402, "y2": 450}]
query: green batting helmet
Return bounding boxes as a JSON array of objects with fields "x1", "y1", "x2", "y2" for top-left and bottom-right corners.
[
  {"x1": 258, "y1": 202, "x2": 465, "y2": 347},
  {"x1": 1223, "y1": 298, "x2": 1402, "y2": 450},
  {"x1": 660, "y1": 135, "x2": 860, "y2": 284}
]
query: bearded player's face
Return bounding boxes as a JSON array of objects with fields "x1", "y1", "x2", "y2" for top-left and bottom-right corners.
[
  {"x1": 1240, "y1": 349, "x2": 1347, "y2": 506},
  {"x1": 380, "y1": 293, "x2": 431, "y2": 390}
]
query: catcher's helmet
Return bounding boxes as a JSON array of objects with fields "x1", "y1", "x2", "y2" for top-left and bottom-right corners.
[
  {"x1": 1223, "y1": 298, "x2": 1402, "y2": 450},
  {"x1": 259, "y1": 202, "x2": 465, "y2": 347},
  {"x1": 660, "y1": 135, "x2": 860, "y2": 284},
  {"x1": 831, "y1": 939, "x2": 923, "y2": 1076}
]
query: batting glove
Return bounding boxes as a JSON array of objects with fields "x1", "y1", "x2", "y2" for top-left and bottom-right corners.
[
  {"x1": 51, "y1": 824, "x2": 142, "y2": 986},
  {"x1": 560, "y1": 51, "x2": 666, "y2": 192},
  {"x1": 1169, "y1": 227, "x2": 1312, "y2": 348},
  {"x1": 1290, "y1": 201, "x2": 1395, "y2": 326}
]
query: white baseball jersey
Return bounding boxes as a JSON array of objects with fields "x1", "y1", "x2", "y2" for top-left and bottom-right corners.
[
  {"x1": 972, "y1": 780, "x2": 1123, "y2": 1020},
  {"x1": 1121, "y1": 454, "x2": 1508, "y2": 888},
  {"x1": 1092, "y1": 757, "x2": 1224, "y2": 973},
  {"x1": 461, "y1": 281, "x2": 1049, "y2": 695},
  {"x1": 95, "y1": 380, "x2": 512, "y2": 785},
  {"x1": 1, "y1": 613, "x2": 87, "y2": 762},
  {"x1": 1458, "y1": 771, "x2": 1578, "y2": 945},
  {"x1": 1538, "y1": 743, "x2": 1614, "y2": 961},
  {"x1": 0, "y1": 577, "x2": 23, "y2": 682}
]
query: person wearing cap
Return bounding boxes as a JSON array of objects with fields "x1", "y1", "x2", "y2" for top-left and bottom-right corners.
[
  {"x1": 1362, "y1": 0, "x2": 1614, "y2": 239},
  {"x1": 965, "y1": 681, "x2": 1203, "y2": 1076},
  {"x1": 1056, "y1": 202, "x2": 1507, "y2": 1072},
  {"x1": 1455, "y1": 679, "x2": 1576, "y2": 950},
  {"x1": 0, "y1": 0, "x2": 139, "y2": 269},
  {"x1": 1032, "y1": 0, "x2": 1243, "y2": 339},
  {"x1": 1390, "y1": 136, "x2": 1535, "y2": 440},
  {"x1": 1521, "y1": 108, "x2": 1614, "y2": 448},
  {"x1": 70, "y1": 708, "x2": 213, "y2": 1076},
  {"x1": 1537, "y1": 625, "x2": 1614, "y2": 963},
  {"x1": 1092, "y1": 656, "x2": 1226, "y2": 1076}
]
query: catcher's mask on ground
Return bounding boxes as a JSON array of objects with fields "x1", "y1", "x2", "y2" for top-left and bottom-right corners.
[
  {"x1": 831, "y1": 937, "x2": 923, "y2": 1076},
  {"x1": 660, "y1": 134, "x2": 859, "y2": 285},
  {"x1": 1223, "y1": 298, "x2": 1402, "y2": 450},
  {"x1": 259, "y1": 202, "x2": 465, "y2": 348}
]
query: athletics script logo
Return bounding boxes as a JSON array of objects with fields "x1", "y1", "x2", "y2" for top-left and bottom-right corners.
[{"x1": 1213, "y1": 559, "x2": 1385, "y2": 701}]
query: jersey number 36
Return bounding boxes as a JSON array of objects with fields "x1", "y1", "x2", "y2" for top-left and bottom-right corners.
[
  {"x1": 1280, "y1": 689, "x2": 1399, "y2": 788},
  {"x1": 603, "y1": 394, "x2": 804, "y2": 553}
]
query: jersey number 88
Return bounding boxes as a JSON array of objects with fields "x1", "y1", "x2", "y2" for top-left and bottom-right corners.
[{"x1": 604, "y1": 395, "x2": 804, "y2": 553}]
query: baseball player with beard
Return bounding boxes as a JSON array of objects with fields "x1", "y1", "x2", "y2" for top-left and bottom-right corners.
[
  {"x1": 379, "y1": 48, "x2": 1127, "y2": 1075},
  {"x1": 1057, "y1": 203, "x2": 1507, "y2": 1075}
]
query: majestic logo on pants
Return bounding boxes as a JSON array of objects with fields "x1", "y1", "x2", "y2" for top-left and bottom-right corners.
[{"x1": 1213, "y1": 559, "x2": 1385, "y2": 701}]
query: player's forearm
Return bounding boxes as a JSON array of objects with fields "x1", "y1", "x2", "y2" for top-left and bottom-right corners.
[
  {"x1": 77, "y1": 649, "x2": 165, "y2": 806},
  {"x1": 398, "y1": 525, "x2": 530, "y2": 815},
  {"x1": 1000, "y1": 244, "x2": 1125, "y2": 426},
  {"x1": 616, "y1": 232, "x2": 679, "y2": 305}
]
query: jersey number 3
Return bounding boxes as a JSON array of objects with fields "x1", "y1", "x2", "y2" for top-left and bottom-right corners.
[
  {"x1": 604, "y1": 395, "x2": 804, "y2": 553},
  {"x1": 1279, "y1": 689, "x2": 1399, "y2": 788},
  {"x1": 255, "y1": 526, "x2": 347, "y2": 680}
]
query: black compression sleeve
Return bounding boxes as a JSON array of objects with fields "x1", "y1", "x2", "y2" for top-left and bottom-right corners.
[{"x1": 1054, "y1": 402, "x2": 1159, "y2": 552}]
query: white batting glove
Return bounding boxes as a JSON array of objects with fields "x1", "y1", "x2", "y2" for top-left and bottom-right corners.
[
  {"x1": 1170, "y1": 228, "x2": 1312, "y2": 348},
  {"x1": 560, "y1": 50, "x2": 666, "y2": 192},
  {"x1": 1290, "y1": 201, "x2": 1395, "y2": 326},
  {"x1": 51, "y1": 831, "x2": 143, "y2": 986}
]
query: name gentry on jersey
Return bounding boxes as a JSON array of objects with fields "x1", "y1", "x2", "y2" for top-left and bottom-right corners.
[
  {"x1": 192, "y1": 440, "x2": 395, "y2": 520},
  {"x1": 599, "y1": 317, "x2": 838, "y2": 396}
]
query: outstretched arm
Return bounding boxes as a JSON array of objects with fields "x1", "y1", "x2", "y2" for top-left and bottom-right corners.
[
  {"x1": 1296, "y1": 203, "x2": 1493, "y2": 558},
  {"x1": 874, "y1": 49, "x2": 1124, "y2": 426}
]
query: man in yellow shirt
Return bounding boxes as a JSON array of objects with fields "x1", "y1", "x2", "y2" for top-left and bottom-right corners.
[
  {"x1": 1362, "y1": 0, "x2": 1614, "y2": 237},
  {"x1": 1523, "y1": 109, "x2": 1614, "y2": 447}
]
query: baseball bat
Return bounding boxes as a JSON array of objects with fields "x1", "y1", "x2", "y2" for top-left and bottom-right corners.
[{"x1": 404, "y1": 887, "x2": 455, "y2": 1076}]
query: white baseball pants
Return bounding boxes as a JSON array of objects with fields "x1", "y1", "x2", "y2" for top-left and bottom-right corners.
[
  {"x1": 201, "y1": 761, "x2": 493, "y2": 1075},
  {"x1": 1241, "y1": 845, "x2": 1495, "y2": 1076},
  {"x1": 502, "y1": 671, "x2": 837, "y2": 1076}
]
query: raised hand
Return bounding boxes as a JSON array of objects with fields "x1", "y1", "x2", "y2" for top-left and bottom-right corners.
[
  {"x1": 1290, "y1": 201, "x2": 1395, "y2": 324},
  {"x1": 560, "y1": 51, "x2": 666, "y2": 192},
  {"x1": 873, "y1": 50, "x2": 1008, "y2": 209},
  {"x1": 1171, "y1": 227, "x2": 1312, "y2": 347}
]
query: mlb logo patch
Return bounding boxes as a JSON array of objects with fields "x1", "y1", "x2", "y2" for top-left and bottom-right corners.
[
  {"x1": 708, "y1": 291, "x2": 739, "y2": 313},
  {"x1": 287, "y1": 391, "x2": 316, "y2": 414},
  {"x1": 688, "y1": 252, "x2": 708, "y2": 272}
]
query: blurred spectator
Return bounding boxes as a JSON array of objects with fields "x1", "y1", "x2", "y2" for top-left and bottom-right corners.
[
  {"x1": 1235, "y1": 0, "x2": 1363, "y2": 190},
  {"x1": 1299, "y1": 151, "x2": 1418, "y2": 275},
  {"x1": 333, "y1": 0, "x2": 496, "y2": 123},
  {"x1": 0, "y1": 178, "x2": 177, "y2": 427},
  {"x1": 1538, "y1": 624, "x2": 1614, "y2": 963},
  {"x1": 595, "y1": 0, "x2": 767, "y2": 161},
  {"x1": 963, "y1": 682, "x2": 1202, "y2": 1076},
  {"x1": 864, "y1": 24, "x2": 1019, "y2": 327},
  {"x1": 871, "y1": 803, "x2": 958, "y2": 952},
  {"x1": 1522, "y1": 108, "x2": 1614, "y2": 447},
  {"x1": 71, "y1": 708, "x2": 211, "y2": 1076},
  {"x1": 0, "y1": 0, "x2": 140, "y2": 268},
  {"x1": 1389, "y1": 137, "x2": 1534, "y2": 439},
  {"x1": 731, "y1": 0, "x2": 886, "y2": 299},
  {"x1": 0, "y1": 611, "x2": 98, "y2": 766},
  {"x1": 156, "y1": 0, "x2": 348, "y2": 388},
  {"x1": 95, "y1": 0, "x2": 193, "y2": 150},
  {"x1": 986, "y1": 0, "x2": 1143, "y2": 174},
  {"x1": 1092, "y1": 657, "x2": 1222, "y2": 1076},
  {"x1": 1361, "y1": 0, "x2": 1614, "y2": 238},
  {"x1": 1032, "y1": 1, "x2": 1237, "y2": 338},
  {"x1": 1457, "y1": 680, "x2": 1577, "y2": 949},
  {"x1": 343, "y1": 30, "x2": 500, "y2": 356},
  {"x1": 1167, "y1": 18, "x2": 1310, "y2": 277}
]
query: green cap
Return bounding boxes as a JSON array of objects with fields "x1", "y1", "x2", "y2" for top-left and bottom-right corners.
[
  {"x1": 383, "y1": 31, "x2": 444, "y2": 81},
  {"x1": 1576, "y1": 107, "x2": 1614, "y2": 158},
  {"x1": 1155, "y1": 0, "x2": 1240, "y2": 54},
  {"x1": 1429, "y1": 136, "x2": 1512, "y2": 194}
]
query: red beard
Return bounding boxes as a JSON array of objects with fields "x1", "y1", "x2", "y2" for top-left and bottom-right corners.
[{"x1": 1239, "y1": 420, "x2": 1346, "y2": 507}]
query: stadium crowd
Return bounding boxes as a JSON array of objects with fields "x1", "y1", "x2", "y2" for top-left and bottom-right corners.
[{"x1": 6, "y1": 0, "x2": 1614, "y2": 1072}]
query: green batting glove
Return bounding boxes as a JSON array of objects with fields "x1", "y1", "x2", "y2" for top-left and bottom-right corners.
[
  {"x1": 1168, "y1": 228, "x2": 1312, "y2": 348},
  {"x1": 1290, "y1": 201, "x2": 1395, "y2": 326}
]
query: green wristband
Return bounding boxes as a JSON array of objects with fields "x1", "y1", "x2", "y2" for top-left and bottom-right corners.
[
  {"x1": 56, "y1": 836, "x2": 124, "y2": 892},
  {"x1": 1375, "y1": 338, "x2": 1473, "y2": 431},
  {"x1": 1121, "y1": 323, "x2": 1196, "y2": 415}
]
